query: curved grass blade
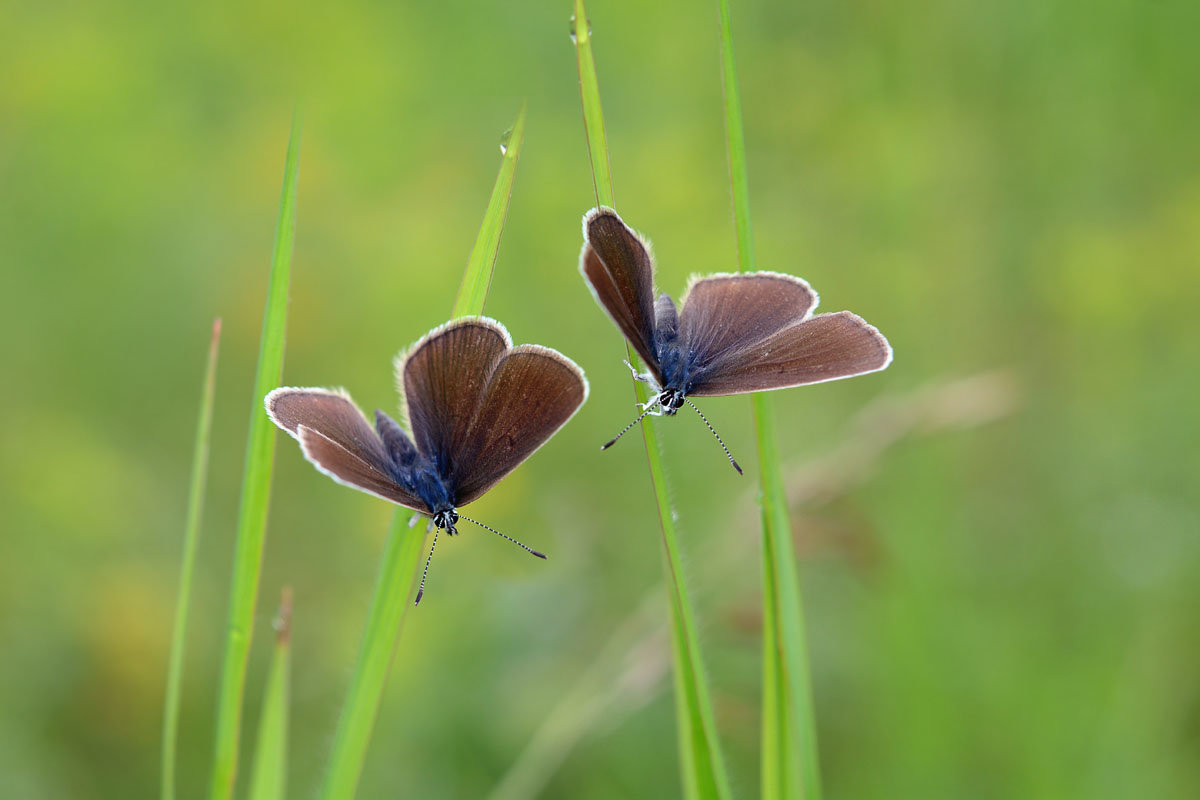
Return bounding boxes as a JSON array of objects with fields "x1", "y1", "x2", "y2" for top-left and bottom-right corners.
[
  {"x1": 573, "y1": 4, "x2": 732, "y2": 798},
  {"x1": 209, "y1": 111, "x2": 303, "y2": 800},
  {"x1": 714, "y1": 2, "x2": 821, "y2": 797},
  {"x1": 319, "y1": 105, "x2": 526, "y2": 800},
  {"x1": 247, "y1": 588, "x2": 293, "y2": 800},
  {"x1": 161, "y1": 318, "x2": 223, "y2": 800}
]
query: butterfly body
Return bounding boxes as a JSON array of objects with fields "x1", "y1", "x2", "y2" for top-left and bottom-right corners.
[
  {"x1": 370, "y1": 408, "x2": 456, "y2": 523},
  {"x1": 649, "y1": 318, "x2": 692, "y2": 415},
  {"x1": 641, "y1": 342, "x2": 691, "y2": 416}
]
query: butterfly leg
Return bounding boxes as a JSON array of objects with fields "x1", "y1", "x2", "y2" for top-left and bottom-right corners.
[
  {"x1": 639, "y1": 392, "x2": 668, "y2": 415},
  {"x1": 408, "y1": 512, "x2": 422, "y2": 529},
  {"x1": 624, "y1": 361, "x2": 664, "y2": 414},
  {"x1": 622, "y1": 359, "x2": 657, "y2": 385}
]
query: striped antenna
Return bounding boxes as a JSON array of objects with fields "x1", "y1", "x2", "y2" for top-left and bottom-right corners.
[{"x1": 685, "y1": 398, "x2": 742, "y2": 475}]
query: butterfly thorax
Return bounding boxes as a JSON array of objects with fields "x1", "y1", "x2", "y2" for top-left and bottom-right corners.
[
  {"x1": 654, "y1": 332, "x2": 697, "y2": 416},
  {"x1": 375, "y1": 408, "x2": 455, "y2": 518},
  {"x1": 408, "y1": 462, "x2": 455, "y2": 522}
]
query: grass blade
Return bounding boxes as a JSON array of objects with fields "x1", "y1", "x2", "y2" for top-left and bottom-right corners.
[
  {"x1": 247, "y1": 588, "x2": 293, "y2": 800},
  {"x1": 317, "y1": 513, "x2": 423, "y2": 799},
  {"x1": 161, "y1": 318, "x2": 223, "y2": 800},
  {"x1": 454, "y1": 103, "x2": 526, "y2": 318},
  {"x1": 573, "y1": 5, "x2": 732, "y2": 798},
  {"x1": 209, "y1": 112, "x2": 303, "y2": 800},
  {"x1": 319, "y1": 106, "x2": 526, "y2": 800},
  {"x1": 572, "y1": 4, "x2": 614, "y2": 210},
  {"x1": 713, "y1": 2, "x2": 821, "y2": 798}
]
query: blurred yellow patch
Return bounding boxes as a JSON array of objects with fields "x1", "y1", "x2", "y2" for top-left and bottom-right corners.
[{"x1": 79, "y1": 562, "x2": 172, "y2": 730}]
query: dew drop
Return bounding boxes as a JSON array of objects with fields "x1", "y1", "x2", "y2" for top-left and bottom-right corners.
[
  {"x1": 568, "y1": 14, "x2": 592, "y2": 43},
  {"x1": 499, "y1": 125, "x2": 514, "y2": 155}
]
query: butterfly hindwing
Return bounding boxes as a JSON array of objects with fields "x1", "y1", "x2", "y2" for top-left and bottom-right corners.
[
  {"x1": 688, "y1": 310, "x2": 892, "y2": 397},
  {"x1": 265, "y1": 387, "x2": 425, "y2": 509}
]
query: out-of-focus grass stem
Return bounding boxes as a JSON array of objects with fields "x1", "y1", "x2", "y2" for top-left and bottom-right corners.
[
  {"x1": 161, "y1": 317, "x2": 222, "y2": 800},
  {"x1": 246, "y1": 588, "x2": 293, "y2": 800},
  {"x1": 714, "y1": 2, "x2": 821, "y2": 798},
  {"x1": 209, "y1": 112, "x2": 302, "y2": 800}
]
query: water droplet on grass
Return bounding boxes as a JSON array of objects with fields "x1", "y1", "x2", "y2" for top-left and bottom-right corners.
[{"x1": 569, "y1": 14, "x2": 592, "y2": 43}]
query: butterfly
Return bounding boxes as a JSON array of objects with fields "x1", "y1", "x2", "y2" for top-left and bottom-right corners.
[
  {"x1": 265, "y1": 317, "x2": 588, "y2": 603},
  {"x1": 579, "y1": 206, "x2": 892, "y2": 472}
]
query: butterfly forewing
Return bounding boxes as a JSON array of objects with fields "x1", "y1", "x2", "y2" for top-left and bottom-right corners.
[
  {"x1": 580, "y1": 208, "x2": 659, "y2": 372},
  {"x1": 265, "y1": 388, "x2": 424, "y2": 509},
  {"x1": 399, "y1": 319, "x2": 509, "y2": 482},
  {"x1": 688, "y1": 310, "x2": 892, "y2": 396},
  {"x1": 452, "y1": 345, "x2": 588, "y2": 506},
  {"x1": 678, "y1": 272, "x2": 818, "y2": 371},
  {"x1": 400, "y1": 317, "x2": 588, "y2": 506}
]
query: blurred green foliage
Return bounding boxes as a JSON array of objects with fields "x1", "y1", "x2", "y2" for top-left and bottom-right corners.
[{"x1": 1, "y1": 0, "x2": 1197, "y2": 798}]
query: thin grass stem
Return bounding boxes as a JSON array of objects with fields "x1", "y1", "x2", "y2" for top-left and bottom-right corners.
[
  {"x1": 209, "y1": 111, "x2": 303, "y2": 800},
  {"x1": 714, "y1": 2, "x2": 821, "y2": 798},
  {"x1": 247, "y1": 588, "x2": 293, "y2": 800},
  {"x1": 161, "y1": 318, "x2": 222, "y2": 800}
]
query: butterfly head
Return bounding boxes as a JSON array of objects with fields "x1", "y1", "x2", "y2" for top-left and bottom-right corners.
[
  {"x1": 657, "y1": 388, "x2": 686, "y2": 416},
  {"x1": 432, "y1": 508, "x2": 459, "y2": 535}
]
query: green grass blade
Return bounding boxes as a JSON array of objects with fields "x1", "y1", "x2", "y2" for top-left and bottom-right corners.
[
  {"x1": 572, "y1": 2, "x2": 614, "y2": 208},
  {"x1": 161, "y1": 318, "x2": 223, "y2": 800},
  {"x1": 319, "y1": 107, "x2": 525, "y2": 800},
  {"x1": 318, "y1": 513, "x2": 423, "y2": 799},
  {"x1": 209, "y1": 112, "x2": 303, "y2": 800},
  {"x1": 754, "y1": 398, "x2": 812, "y2": 800},
  {"x1": 454, "y1": 103, "x2": 526, "y2": 319},
  {"x1": 574, "y1": 5, "x2": 732, "y2": 798},
  {"x1": 247, "y1": 589, "x2": 293, "y2": 800},
  {"x1": 714, "y1": 2, "x2": 821, "y2": 798}
]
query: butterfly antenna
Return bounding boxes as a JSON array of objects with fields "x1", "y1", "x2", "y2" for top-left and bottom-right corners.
[
  {"x1": 459, "y1": 514, "x2": 548, "y2": 560},
  {"x1": 414, "y1": 528, "x2": 440, "y2": 606},
  {"x1": 684, "y1": 398, "x2": 742, "y2": 475},
  {"x1": 601, "y1": 401, "x2": 659, "y2": 450}
]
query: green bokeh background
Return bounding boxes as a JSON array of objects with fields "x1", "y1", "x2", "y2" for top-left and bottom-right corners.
[{"x1": 2, "y1": 0, "x2": 1197, "y2": 798}]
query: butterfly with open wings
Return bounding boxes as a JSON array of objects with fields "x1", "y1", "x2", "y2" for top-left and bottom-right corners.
[
  {"x1": 579, "y1": 207, "x2": 892, "y2": 473},
  {"x1": 265, "y1": 317, "x2": 588, "y2": 603}
]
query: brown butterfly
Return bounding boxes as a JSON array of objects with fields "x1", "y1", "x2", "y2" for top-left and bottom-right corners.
[
  {"x1": 579, "y1": 207, "x2": 892, "y2": 473},
  {"x1": 266, "y1": 317, "x2": 588, "y2": 603}
]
